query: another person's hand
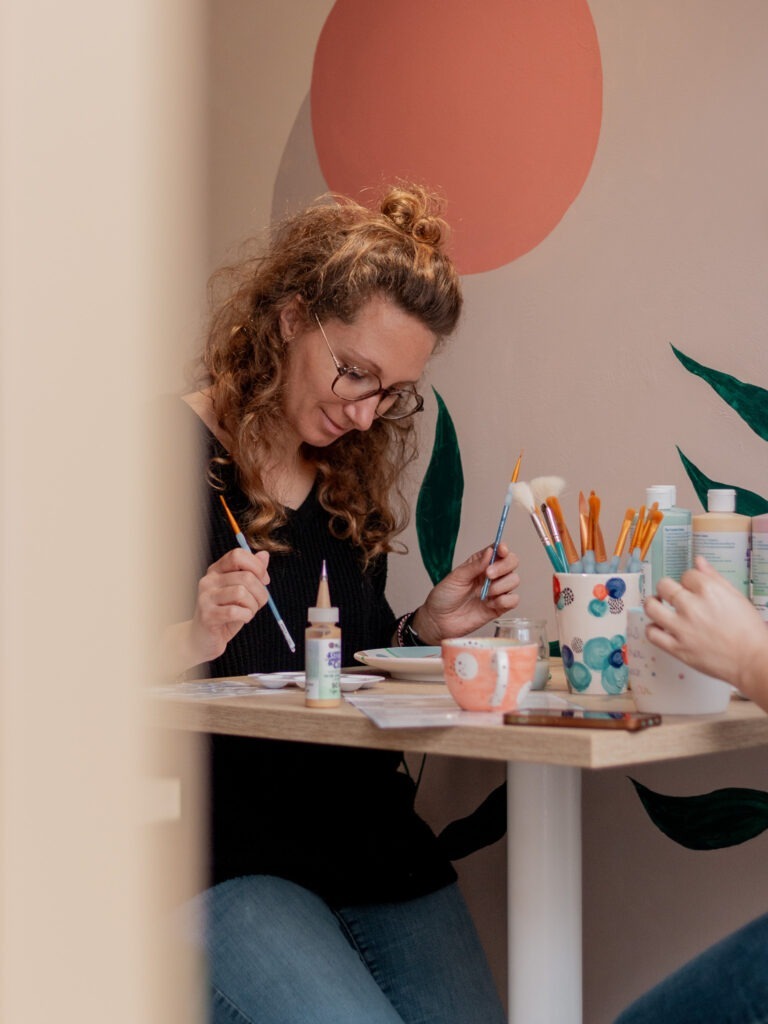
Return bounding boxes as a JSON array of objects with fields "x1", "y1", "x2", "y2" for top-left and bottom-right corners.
[
  {"x1": 410, "y1": 543, "x2": 521, "y2": 645},
  {"x1": 645, "y1": 556, "x2": 768, "y2": 709},
  {"x1": 166, "y1": 548, "x2": 272, "y2": 675}
]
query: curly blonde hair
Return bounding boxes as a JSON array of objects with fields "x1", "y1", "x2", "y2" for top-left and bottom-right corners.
[{"x1": 199, "y1": 183, "x2": 462, "y2": 565}]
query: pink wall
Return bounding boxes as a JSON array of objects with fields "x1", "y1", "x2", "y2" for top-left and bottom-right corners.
[{"x1": 207, "y1": 3, "x2": 768, "y2": 1019}]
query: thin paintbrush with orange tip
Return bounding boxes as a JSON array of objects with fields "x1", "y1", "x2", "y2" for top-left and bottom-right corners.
[
  {"x1": 608, "y1": 507, "x2": 635, "y2": 570},
  {"x1": 639, "y1": 508, "x2": 665, "y2": 560},
  {"x1": 511, "y1": 451, "x2": 523, "y2": 484},
  {"x1": 591, "y1": 492, "x2": 608, "y2": 564},
  {"x1": 547, "y1": 495, "x2": 580, "y2": 568},
  {"x1": 636, "y1": 501, "x2": 659, "y2": 552},
  {"x1": 628, "y1": 504, "x2": 646, "y2": 556},
  {"x1": 219, "y1": 495, "x2": 296, "y2": 652},
  {"x1": 480, "y1": 452, "x2": 524, "y2": 600},
  {"x1": 578, "y1": 491, "x2": 589, "y2": 557}
]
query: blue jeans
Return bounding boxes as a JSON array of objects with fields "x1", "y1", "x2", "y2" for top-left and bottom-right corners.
[
  {"x1": 614, "y1": 912, "x2": 768, "y2": 1024},
  {"x1": 184, "y1": 875, "x2": 505, "y2": 1024}
]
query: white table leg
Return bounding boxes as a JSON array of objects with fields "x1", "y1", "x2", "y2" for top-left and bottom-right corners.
[{"x1": 507, "y1": 762, "x2": 582, "y2": 1024}]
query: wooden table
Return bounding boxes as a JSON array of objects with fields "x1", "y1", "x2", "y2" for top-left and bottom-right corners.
[{"x1": 154, "y1": 665, "x2": 768, "y2": 1024}]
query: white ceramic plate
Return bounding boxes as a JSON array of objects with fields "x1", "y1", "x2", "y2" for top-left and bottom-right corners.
[
  {"x1": 353, "y1": 647, "x2": 444, "y2": 682},
  {"x1": 249, "y1": 671, "x2": 383, "y2": 692}
]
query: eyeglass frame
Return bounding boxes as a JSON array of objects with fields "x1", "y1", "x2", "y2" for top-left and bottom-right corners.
[{"x1": 313, "y1": 314, "x2": 425, "y2": 420}]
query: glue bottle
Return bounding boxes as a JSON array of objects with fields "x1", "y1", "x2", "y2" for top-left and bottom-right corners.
[
  {"x1": 643, "y1": 484, "x2": 692, "y2": 594},
  {"x1": 692, "y1": 489, "x2": 751, "y2": 596},
  {"x1": 305, "y1": 560, "x2": 341, "y2": 708},
  {"x1": 750, "y1": 513, "x2": 768, "y2": 621}
]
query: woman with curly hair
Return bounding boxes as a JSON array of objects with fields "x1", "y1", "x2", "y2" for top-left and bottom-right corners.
[{"x1": 172, "y1": 184, "x2": 519, "y2": 1024}]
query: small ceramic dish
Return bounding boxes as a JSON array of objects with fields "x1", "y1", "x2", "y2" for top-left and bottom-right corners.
[
  {"x1": 353, "y1": 647, "x2": 443, "y2": 681},
  {"x1": 249, "y1": 671, "x2": 383, "y2": 692}
]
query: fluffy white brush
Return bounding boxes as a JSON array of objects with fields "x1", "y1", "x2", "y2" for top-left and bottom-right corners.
[
  {"x1": 530, "y1": 475, "x2": 565, "y2": 510},
  {"x1": 510, "y1": 482, "x2": 565, "y2": 572},
  {"x1": 530, "y1": 476, "x2": 569, "y2": 572}
]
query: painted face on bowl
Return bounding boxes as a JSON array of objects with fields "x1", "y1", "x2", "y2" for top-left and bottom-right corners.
[
  {"x1": 454, "y1": 652, "x2": 483, "y2": 680},
  {"x1": 441, "y1": 637, "x2": 538, "y2": 712}
]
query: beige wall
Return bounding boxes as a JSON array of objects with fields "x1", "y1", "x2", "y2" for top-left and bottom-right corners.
[
  {"x1": 205, "y1": 3, "x2": 768, "y2": 1021},
  {"x1": 0, "y1": 1, "x2": 208, "y2": 1021}
]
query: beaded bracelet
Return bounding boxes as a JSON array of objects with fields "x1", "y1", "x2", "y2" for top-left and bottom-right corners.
[{"x1": 396, "y1": 610, "x2": 422, "y2": 647}]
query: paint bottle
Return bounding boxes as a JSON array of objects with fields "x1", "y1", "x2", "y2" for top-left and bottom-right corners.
[
  {"x1": 692, "y1": 489, "x2": 751, "y2": 596},
  {"x1": 750, "y1": 514, "x2": 768, "y2": 621},
  {"x1": 305, "y1": 560, "x2": 341, "y2": 708},
  {"x1": 642, "y1": 485, "x2": 692, "y2": 595}
]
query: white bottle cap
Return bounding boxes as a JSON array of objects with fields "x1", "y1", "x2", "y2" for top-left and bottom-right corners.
[
  {"x1": 707, "y1": 488, "x2": 736, "y2": 512},
  {"x1": 646, "y1": 485, "x2": 676, "y2": 509},
  {"x1": 308, "y1": 607, "x2": 339, "y2": 623}
]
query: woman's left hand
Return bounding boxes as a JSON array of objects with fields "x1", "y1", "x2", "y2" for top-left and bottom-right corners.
[{"x1": 412, "y1": 543, "x2": 521, "y2": 645}]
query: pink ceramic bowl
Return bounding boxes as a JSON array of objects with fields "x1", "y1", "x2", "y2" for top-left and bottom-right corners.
[{"x1": 441, "y1": 637, "x2": 538, "y2": 712}]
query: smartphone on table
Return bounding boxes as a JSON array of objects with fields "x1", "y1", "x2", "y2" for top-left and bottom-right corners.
[{"x1": 503, "y1": 709, "x2": 662, "y2": 730}]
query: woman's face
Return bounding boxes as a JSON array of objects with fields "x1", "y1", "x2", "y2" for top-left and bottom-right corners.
[{"x1": 279, "y1": 295, "x2": 436, "y2": 449}]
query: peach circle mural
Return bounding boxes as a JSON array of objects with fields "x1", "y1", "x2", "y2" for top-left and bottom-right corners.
[{"x1": 311, "y1": 0, "x2": 603, "y2": 275}]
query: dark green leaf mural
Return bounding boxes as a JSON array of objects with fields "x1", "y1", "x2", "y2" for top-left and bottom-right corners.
[
  {"x1": 633, "y1": 347, "x2": 768, "y2": 852},
  {"x1": 630, "y1": 779, "x2": 768, "y2": 850},
  {"x1": 671, "y1": 345, "x2": 768, "y2": 442},
  {"x1": 676, "y1": 447, "x2": 768, "y2": 515},
  {"x1": 416, "y1": 388, "x2": 464, "y2": 585}
]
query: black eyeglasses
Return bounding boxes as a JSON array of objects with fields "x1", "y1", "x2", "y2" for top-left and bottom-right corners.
[{"x1": 314, "y1": 315, "x2": 424, "y2": 421}]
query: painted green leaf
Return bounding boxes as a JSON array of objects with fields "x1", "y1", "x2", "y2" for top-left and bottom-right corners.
[
  {"x1": 630, "y1": 778, "x2": 768, "y2": 850},
  {"x1": 676, "y1": 447, "x2": 768, "y2": 515},
  {"x1": 671, "y1": 345, "x2": 768, "y2": 442},
  {"x1": 416, "y1": 388, "x2": 464, "y2": 585}
]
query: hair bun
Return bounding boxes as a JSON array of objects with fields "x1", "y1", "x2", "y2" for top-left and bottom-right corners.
[{"x1": 380, "y1": 185, "x2": 446, "y2": 248}]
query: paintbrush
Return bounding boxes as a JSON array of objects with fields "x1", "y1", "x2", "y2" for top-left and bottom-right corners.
[
  {"x1": 639, "y1": 508, "x2": 665, "y2": 560},
  {"x1": 628, "y1": 504, "x2": 646, "y2": 556},
  {"x1": 608, "y1": 508, "x2": 635, "y2": 571},
  {"x1": 531, "y1": 476, "x2": 568, "y2": 573},
  {"x1": 480, "y1": 452, "x2": 524, "y2": 600},
  {"x1": 547, "y1": 495, "x2": 582, "y2": 570},
  {"x1": 589, "y1": 491, "x2": 609, "y2": 570},
  {"x1": 636, "y1": 501, "x2": 659, "y2": 553},
  {"x1": 578, "y1": 491, "x2": 589, "y2": 557},
  {"x1": 510, "y1": 481, "x2": 564, "y2": 573},
  {"x1": 219, "y1": 495, "x2": 297, "y2": 652}
]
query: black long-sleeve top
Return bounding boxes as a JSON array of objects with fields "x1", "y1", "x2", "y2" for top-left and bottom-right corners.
[{"x1": 182, "y1": 402, "x2": 456, "y2": 906}]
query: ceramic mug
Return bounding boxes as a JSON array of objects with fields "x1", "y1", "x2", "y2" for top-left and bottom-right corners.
[
  {"x1": 626, "y1": 606, "x2": 732, "y2": 714},
  {"x1": 441, "y1": 636, "x2": 538, "y2": 712},
  {"x1": 553, "y1": 572, "x2": 644, "y2": 696}
]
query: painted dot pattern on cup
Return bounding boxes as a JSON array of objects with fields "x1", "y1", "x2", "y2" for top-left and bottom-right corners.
[{"x1": 555, "y1": 576, "x2": 633, "y2": 694}]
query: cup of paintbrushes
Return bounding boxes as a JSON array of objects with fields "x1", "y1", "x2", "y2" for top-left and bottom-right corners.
[{"x1": 552, "y1": 571, "x2": 645, "y2": 695}]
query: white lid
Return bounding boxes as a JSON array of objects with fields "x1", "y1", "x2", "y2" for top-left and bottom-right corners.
[
  {"x1": 308, "y1": 607, "x2": 339, "y2": 623},
  {"x1": 646, "y1": 484, "x2": 676, "y2": 509},
  {"x1": 707, "y1": 488, "x2": 736, "y2": 512}
]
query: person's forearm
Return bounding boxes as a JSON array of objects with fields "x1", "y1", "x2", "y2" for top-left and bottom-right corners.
[{"x1": 733, "y1": 630, "x2": 768, "y2": 711}]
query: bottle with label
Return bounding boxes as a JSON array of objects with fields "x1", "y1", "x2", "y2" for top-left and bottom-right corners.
[
  {"x1": 692, "y1": 489, "x2": 751, "y2": 596},
  {"x1": 750, "y1": 513, "x2": 768, "y2": 621},
  {"x1": 642, "y1": 484, "x2": 692, "y2": 595},
  {"x1": 305, "y1": 560, "x2": 341, "y2": 708}
]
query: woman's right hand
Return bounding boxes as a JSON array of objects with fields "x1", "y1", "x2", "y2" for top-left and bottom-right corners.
[
  {"x1": 646, "y1": 556, "x2": 768, "y2": 708},
  {"x1": 168, "y1": 548, "x2": 271, "y2": 674}
]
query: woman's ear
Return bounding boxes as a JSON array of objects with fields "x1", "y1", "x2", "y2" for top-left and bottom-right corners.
[{"x1": 278, "y1": 297, "x2": 305, "y2": 342}]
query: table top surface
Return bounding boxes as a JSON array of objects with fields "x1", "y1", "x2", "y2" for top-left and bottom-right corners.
[{"x1": 151, "y1": 663, "x2": 768, "y2": 770}]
